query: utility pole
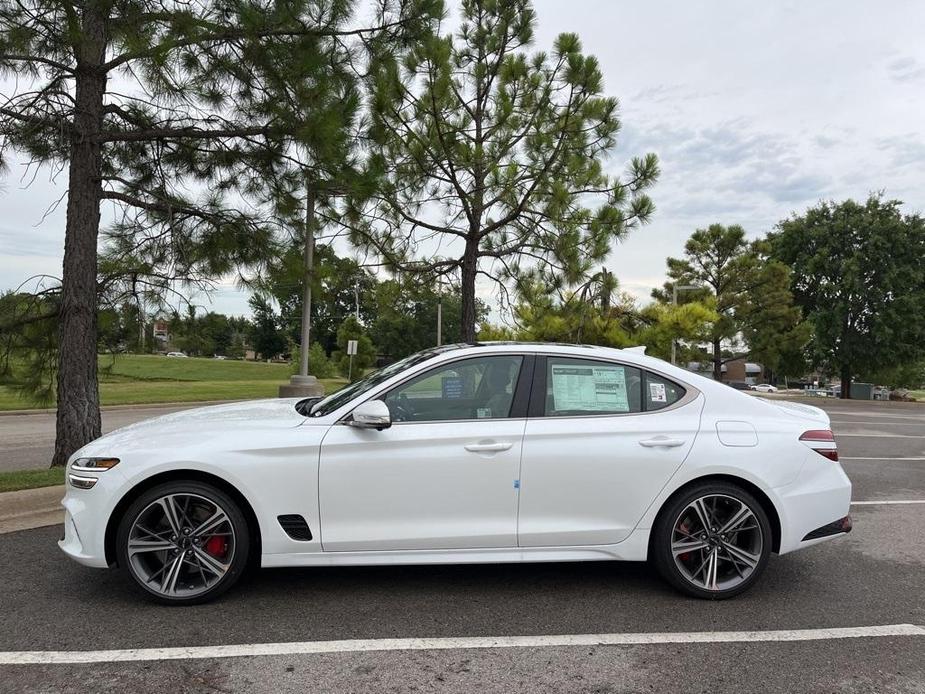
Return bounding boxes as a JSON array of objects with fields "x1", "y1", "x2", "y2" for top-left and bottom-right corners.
[
  {"x1": 354, "y1": 280, "x2": 360, "y2": 321},
  {"x1": 671, "y1": 284, "x2": 700, "y2": 366},
  {"x1": 279, "y1": 178, "x2": 325, "y2": 398},
  {"x1": 436, "y1": 277, "x2": 443, "y2": 346}
]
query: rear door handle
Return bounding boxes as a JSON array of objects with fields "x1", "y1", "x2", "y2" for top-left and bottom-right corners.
[
  {"x1": 464, "y1": 442, "x2": 513, "y2": 453},
  {"x1": 638, "y1": 437, "x2": 686, "y2": 448}
]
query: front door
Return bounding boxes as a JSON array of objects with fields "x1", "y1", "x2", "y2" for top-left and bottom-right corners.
[
  {"x1": 319, "y1": 354, "x2": 531, "y2": 551},
  {"x1": 518, "y1": 356, "x2": 703, "y2": 547}
]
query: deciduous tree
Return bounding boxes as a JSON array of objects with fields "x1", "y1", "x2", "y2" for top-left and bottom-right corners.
[{"x1": 771, "y1": 196, "x2": 925, "y2": 397}]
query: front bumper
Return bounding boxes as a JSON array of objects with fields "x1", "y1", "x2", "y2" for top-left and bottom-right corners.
[{"x1": 57, "y1": 468, "x2": 125, "y2": 569}]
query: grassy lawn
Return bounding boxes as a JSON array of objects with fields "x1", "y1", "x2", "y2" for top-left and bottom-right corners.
[
  {"x1": 907, "y1": 390, "x2": 925, "y2": 401},
  {"x1": 0, "y1": 467, "x2": 65, "y2": 493},
  {"x1": 0, "y1": 354, "x2": 347, "y2": 411}
]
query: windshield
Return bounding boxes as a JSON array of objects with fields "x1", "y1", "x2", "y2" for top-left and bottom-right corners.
[{"x1": 309, "y1": 349, "x2": 440, "y2": 417}]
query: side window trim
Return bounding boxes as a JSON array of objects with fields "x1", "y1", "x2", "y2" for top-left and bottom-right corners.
[
  {"x1": 527, "y1": 355, "x2": 548, "y2": 419},
  {"x1": 509, "y1": 354, "x2": 536, "y2": 419}
]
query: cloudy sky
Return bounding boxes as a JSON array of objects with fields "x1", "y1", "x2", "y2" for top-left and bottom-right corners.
[{"x1": 1, "y1": 0, "x2": 923, "y2": 316}]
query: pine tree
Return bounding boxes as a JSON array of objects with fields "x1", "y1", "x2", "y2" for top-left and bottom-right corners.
[
  {"x1": 0, "y1": 0, "x2": 435, "y2": 465},
  {"x1": 349, "y1": 0, "x2": 658, "y2": 341}
]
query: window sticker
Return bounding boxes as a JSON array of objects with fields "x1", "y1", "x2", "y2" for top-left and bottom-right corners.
[
  {"x1": 649, "y1": 381, "x2": 667, "y2": 403},
  {"x1": 442, "y1": 376, "x2": 464, "y2": 399},
  {"x1": 551, "y1": 364, "x2": 629, "y2": 412},
  {"x1": 476, "y1": 407, "x2": 492, "y2": 418}
]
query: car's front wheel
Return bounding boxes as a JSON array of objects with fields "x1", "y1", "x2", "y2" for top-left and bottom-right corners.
[
  {"x1": 115, "y1": 481, "x2": 251, "y2": 605},
  {"x1": 651, "y1": 481, "x2": 772, "y2": 599}
]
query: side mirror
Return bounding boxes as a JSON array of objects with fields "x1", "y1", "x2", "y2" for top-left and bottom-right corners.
[{"x1": 348, "y1": 400, "x2": 392, "y2": 430}]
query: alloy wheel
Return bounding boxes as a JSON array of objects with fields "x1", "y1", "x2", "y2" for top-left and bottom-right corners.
[
  {"x1": 126, "y1": 492, "x2": 236, "y2": 599},
  {"x1": 670, "y1": 493, "x2": 764, "y2": 592}
]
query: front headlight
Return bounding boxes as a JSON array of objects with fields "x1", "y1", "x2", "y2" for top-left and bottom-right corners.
[
  {"x1": 68, "y1": 457, "x2": 120, "y2": 490},
  {"x1": 70, "y1": 457, "x2": 120, "y2": 473}
]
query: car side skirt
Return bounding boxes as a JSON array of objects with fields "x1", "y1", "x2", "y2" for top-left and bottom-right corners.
[{"x1": 260, "y1": 528, "x2": 653, "y2": 568}]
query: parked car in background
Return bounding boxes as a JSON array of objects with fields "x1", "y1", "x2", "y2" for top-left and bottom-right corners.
[
  {"x1": 752, "y1": 384, "x2": 778, "y2": 393},
  {"x1": 165, "y1": 351, "x2": 188, "y2": 358},
  {"x1": 727, "y1": 381, "x2": 753, "y2": 391}
]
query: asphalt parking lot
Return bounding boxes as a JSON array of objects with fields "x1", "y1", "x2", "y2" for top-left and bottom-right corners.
[{"x1": 1, "y1": 397, "x2": 923, "y2": 693}]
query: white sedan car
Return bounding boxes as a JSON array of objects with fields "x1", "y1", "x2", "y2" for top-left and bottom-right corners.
[
  {"x1": 60, "y1": 343, "x2": 852, "y2": 604},
  {"x1": 752, "y1": 384, "x2": 779, "y2": 393}
]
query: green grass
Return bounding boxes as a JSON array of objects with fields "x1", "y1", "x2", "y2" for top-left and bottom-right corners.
[
  {"x1": 0, "y1": 354, "x2": 347, "y2": 411},
  {"x1": 0, "y1": 467, "x2": 65, "y2": 493},
  {"x1": 97, "y1": 354, "x2": 292, "y2": 382},
  {"x1": 906, "y1": 390, "x2": 925, "y2": 401}
]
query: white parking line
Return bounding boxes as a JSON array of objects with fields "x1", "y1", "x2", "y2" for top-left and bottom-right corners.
[
  {"x1": 851, "y1": 500, "x2": 925, "y2": 506},
  {"x1": 1, "y1": 625, "x2": 922, "y2": 665}
]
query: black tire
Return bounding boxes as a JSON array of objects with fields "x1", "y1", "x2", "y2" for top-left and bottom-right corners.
[
  {"x1": 651, "y1": 481, "x2": 772, "y2": 599},
  {"x1": 116, "y1": 481, "x2": 251, "y2": 605}
]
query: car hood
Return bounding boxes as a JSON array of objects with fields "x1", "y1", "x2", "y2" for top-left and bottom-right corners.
[{"x1": 72, "y1": 399, "x2": 312, "y2": 460}]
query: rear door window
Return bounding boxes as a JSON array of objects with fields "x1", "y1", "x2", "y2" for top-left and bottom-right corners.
[
  {"x1": 644, "y1": 372, "x2": 686, "y2": 411},
  {"x1": 542, "y1": 358, "x2": 643, "y2": 416}
]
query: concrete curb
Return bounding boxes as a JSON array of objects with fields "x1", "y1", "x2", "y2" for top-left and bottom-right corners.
[{"x1": 0, "y1": 485, "x2": 64, "y2": 534}]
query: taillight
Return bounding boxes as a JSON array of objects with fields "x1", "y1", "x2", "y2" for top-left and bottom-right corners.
[{"x1": 800, "y1": 429, "x2": 839, "y2": 461}]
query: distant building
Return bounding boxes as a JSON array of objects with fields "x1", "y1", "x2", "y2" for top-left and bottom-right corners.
[{"x1": 685, "y1": 358, "x2": 762, "y2": 385}]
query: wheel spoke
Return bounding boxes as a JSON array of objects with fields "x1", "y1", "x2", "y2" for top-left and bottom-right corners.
[
  {"x1": 691, "y1": 498, "x2": 715, "y2": 533},
  {"x1": 704, "y1": 549, "x2": 719, "y2": 590},
  {"x1": 160, "y1": 554, "x2": 184, "y2": 595},
  {"x1": 722, "y1": 541, "x2": 760, "y2": 569},
  {"x1": 192, "y1": 546, "x2": 230, "y2": 578},
  {"x1": 157, "y1": 496, "x2": 183, "y2": 536},
  {"x1": 191, "y1": 508, "x2": 229, "y2": 538},
  {"x1": 672, "y1": 538, "x2": 709, "y2": 556},
  {"x1": 128, "y1": 538, "x2": 175, "y2": 556},
  {"x1": 720, "y1": 504, "x2": 755, "y2": 535}
]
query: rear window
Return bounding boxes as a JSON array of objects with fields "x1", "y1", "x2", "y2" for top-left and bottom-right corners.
[{"x1": 644, "y1": 372, "x2": 686, "y2": 411}]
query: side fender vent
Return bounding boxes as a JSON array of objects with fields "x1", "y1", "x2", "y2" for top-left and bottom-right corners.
[{"x1": 277, "y1": 514, "x2": 313, "y2": 541}]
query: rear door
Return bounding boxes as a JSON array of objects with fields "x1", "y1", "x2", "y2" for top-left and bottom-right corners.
[{"x1": 517, "y1": 356, "x2": 703, "y2": 547}]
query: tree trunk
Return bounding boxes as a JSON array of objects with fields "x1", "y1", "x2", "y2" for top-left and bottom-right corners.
[
  {"x1": 52, "y1": 10, "x2": 107, "y2": 467},
  {"x1": 712, "y1": 337, "x2": 723, "y2": 381},
  {"x1": 840, "y1": 364, "x2": 851, "y2": 400},
  {"x1": 459, "y1": 238, "x2": 478, "y2": 343}
]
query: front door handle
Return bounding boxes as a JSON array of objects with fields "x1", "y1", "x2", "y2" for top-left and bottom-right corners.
[
  {"x1": 464, "y1": 442, "x2": 513, "y2": 453},
  {"x1": 638, "y1": 437, "x2": 686, "y2": 448}
]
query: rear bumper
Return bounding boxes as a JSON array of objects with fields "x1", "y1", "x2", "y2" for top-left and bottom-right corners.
[
  {"x1": 802, "y1": 515, "x2": 852, "y2": 541},
  {"x1": 774, "y1": 455, "x2": 852, "y2": 554}
]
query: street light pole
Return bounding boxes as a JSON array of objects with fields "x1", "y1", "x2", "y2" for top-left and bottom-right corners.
[
  {"x1": 671, "y1": 284, "x2": 700, "y2": 366},
  {"x1": 436, "y1": 277, "x2": 443, "y2": 347}
]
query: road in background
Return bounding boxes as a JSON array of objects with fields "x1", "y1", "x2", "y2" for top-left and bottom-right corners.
[{"x1": 0, "y1": 404, "x2": 212, "y2": 472}]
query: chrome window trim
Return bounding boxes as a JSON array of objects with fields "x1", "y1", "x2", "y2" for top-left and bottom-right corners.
[{"x1": 337, "y1": 350, "x2": 700, "y2": 425}]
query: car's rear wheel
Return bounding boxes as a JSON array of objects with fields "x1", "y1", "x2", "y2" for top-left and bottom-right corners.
[
  {"x1": 652, "y1": 481, "x2": 772, "y2": 599},
  {"x1": 115, "y1": 481, "x2": 250, "y2": 605}
]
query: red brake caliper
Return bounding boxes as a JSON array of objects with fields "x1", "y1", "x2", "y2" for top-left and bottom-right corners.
[{"x1": 204, "y1": 535, "x2": 226, "y2": 557}]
